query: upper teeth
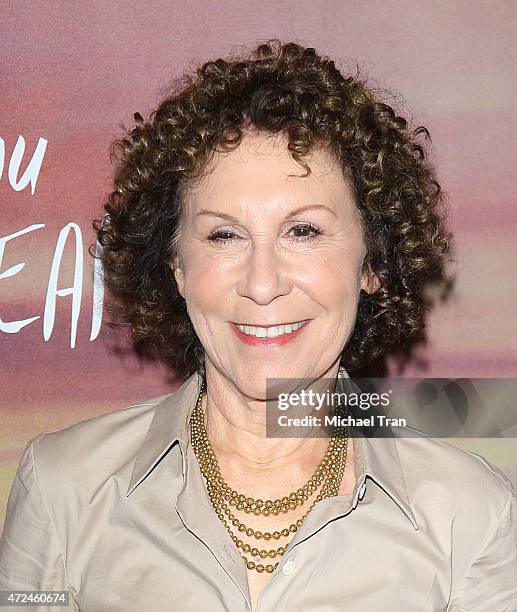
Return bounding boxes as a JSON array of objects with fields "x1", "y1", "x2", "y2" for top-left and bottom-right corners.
[{"x1": 237, "y1": 321, "x2": 306, "y2": 338}]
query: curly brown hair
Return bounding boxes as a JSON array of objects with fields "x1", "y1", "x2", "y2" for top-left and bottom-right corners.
[{"x1": 92, "y1": 39, "x2": 454, "y2": 381}]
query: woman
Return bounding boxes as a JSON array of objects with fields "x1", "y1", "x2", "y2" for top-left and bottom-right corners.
[{"x1": 1, "y1": 39, "x2": 516, "y2": 611}]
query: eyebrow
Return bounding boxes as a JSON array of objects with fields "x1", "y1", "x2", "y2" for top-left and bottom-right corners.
[{"x1": 195, "y1": 204, "x2": 338, "y2": 222}]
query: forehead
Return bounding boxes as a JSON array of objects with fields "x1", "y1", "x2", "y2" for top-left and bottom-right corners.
[{"x1": 183, "y1": 131, "x2": 355, "y2": 210}]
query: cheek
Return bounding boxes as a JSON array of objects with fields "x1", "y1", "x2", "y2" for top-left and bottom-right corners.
[
  {"x1": 182, "y1": 253, "x2": 231, "y2": 312},
  {"x1": 303, "y1": 251, "x2": 364, "y2": 305}
]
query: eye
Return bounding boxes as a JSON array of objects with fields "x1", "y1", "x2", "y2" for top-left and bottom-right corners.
[
  {"x1": 206, "y1": 229, "x2": 241, "y2": 244},
  {"x1": 288, "y1": 222, "x2": 322, "y2": 241}
]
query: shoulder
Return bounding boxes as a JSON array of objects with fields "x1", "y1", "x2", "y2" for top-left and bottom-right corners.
[
  {"x1": 392, "y1": 425, "x2": 515, "y2": 531},
  {"x1": 391, "y1": 428, "x2": 517, "y2": 605},
  {"x1": 27, "y1": 393, "x2": 172, "y2": 490}
]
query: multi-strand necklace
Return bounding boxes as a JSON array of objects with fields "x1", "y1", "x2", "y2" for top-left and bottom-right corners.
[{"x1": 189, "y1": 380, "x2": 349, "y2": 574}]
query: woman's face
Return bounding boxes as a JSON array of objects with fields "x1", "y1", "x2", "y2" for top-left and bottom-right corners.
[{"x1": 173, "y1": 131, "x2": 378, "y2": 396}]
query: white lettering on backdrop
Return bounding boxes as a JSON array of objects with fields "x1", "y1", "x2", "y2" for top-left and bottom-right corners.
[
  {"x1": 1, "y1": 136, "x2": 104, "y2": 345},
  {"x1": 0, "y1": 136, "x2": 47, "y2": 195}
]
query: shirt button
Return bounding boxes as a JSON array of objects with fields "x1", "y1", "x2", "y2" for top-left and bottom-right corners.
[
  {"x1": 282, "y1": 559, "x2": 296, "y2": 575},
  {"x1": 358, "y1": 482, "x2": 367, "y2": 500}
]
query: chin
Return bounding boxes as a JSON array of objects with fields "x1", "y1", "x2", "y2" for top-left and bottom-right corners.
[{"x1": 233, "y1": 364, "x2": 312, "y2": 399}]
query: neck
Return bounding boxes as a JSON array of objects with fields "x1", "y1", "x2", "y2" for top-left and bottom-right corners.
[{"x1": 202, "y1": 361, "x2": 342, "y2": 475}]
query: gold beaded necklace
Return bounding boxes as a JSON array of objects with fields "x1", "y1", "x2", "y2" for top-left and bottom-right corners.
[{"x1": 189, "y1": 380, "x2": 349, "y2": 574}]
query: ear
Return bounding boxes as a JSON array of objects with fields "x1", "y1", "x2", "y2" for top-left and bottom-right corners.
[
  {"x1": 170, "y1": 255, "x2": 185, "y2": 298},
  {"x1": 360, "y1": 264, "x2": 380, "y2": 294}
]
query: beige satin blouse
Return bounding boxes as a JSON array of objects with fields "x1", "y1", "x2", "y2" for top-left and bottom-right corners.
[{"x1": 1, "y1": 369, "x2": 516, "y2": 611}]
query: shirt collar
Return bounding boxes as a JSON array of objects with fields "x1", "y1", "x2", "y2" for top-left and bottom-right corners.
[{"x1": 126, "y1": 368, "x2": 418, "y2": 530}]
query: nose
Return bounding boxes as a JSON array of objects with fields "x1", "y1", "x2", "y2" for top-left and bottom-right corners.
[{"x1": 236, "y1": 241, "x2": 292, "y2": 305}]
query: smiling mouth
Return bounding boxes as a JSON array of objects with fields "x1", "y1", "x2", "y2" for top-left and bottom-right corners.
[{"x1": 233, "y1": 320, "x2": 309, "y2": 339}]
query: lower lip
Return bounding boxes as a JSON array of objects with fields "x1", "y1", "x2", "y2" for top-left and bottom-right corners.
[{"x1": 230, "y1": 321, "x2": 310, "y2": 347}]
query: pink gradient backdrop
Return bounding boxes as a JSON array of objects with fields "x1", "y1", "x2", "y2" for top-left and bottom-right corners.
[{"x1": 1, "y1": 1, "x2": 516, "y2": 528}]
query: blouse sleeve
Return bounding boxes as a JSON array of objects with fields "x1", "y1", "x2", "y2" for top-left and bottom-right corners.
[
  {"x1": 0, "y1": 434, "x2": 78, "y2": 611},
  {"x1": 448, "y1": 484, "x2": 517, "y2": 611}
]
